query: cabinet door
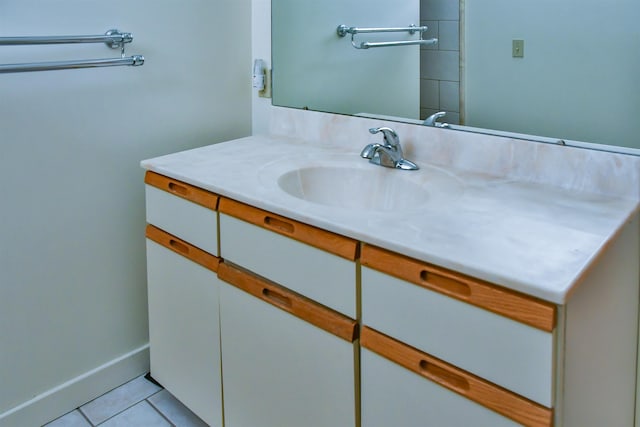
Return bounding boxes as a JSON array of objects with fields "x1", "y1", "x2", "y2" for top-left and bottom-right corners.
[
  {"x1": 362, "y1": 348, "x2": 521, "y2": 427},
  {"x1": 361, "y1": 327, "x2": 552, "y2": 427},
  {"x1": 146, "y1": 239, "x2": 223, "y2": 427},
  {"x1": 219, "y1": 281, "x2": 357, "y2": 427}
]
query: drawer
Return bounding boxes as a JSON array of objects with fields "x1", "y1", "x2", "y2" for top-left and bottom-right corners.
[
  {"x1": 361, "y1": 244, "x2": 557, "y2": 407},
  {"x1": 145, "y1": 171, "x2": 218, "y2": 256},
  {"x1": 218, "y1": 198, "x2": 358, "y2": 318},
  {"x1": 361, "y1": 327, "x2": 552, "y2": 427}
]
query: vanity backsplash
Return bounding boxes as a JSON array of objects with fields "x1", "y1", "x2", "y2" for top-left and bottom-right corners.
[{"x1": 269, "y1": 107, "x2": 640, "y2": 200}]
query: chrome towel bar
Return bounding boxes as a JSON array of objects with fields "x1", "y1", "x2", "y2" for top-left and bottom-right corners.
[
  {"x1": 0, "y1": 29, "x2": 133, "y2": 48},
  {"x1": 337, "y1": 24, "x2": 438, "y2": 49},
  {"x1": 0, "y1": 29, "x2": 144, "y2": 73},
  {"x1": 0, "y1": 55, "x2": 145, "y2": 74},
  {"x1": 337, "y1": 25, "x2": 427, "y2": 36},
  {"x1": 358, "y1": 39, "x2": 438, "y2": 49}
]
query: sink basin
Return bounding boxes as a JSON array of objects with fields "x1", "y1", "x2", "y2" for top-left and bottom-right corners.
[{"x1": 277, "y1": 164, "x2": 462, "y2": 211}]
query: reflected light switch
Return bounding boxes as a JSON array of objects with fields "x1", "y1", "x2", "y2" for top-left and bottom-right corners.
[{"x1": 512, "y1": 39, "x2": 524, "y2": 58}]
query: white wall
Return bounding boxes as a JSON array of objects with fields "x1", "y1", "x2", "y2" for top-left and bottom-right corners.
[
  {"x1": 0, "y1": 1, "x2": 251, "y2": 425},
  {"x1": 252, "y1": 0, "x2": 272, "y2": 134},
  {"x1": 464, "y1": 0, "x2": 640, "y2": 149}
]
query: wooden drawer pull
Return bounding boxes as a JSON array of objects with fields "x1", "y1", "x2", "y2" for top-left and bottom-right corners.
[
  {"x1": 361, "y1": 244, "x2": 556, "y2": 332},
  {"x1": 264, "y1": 216, "x2": 294, "y2": 234},
  {"x1": 420, "y1": 270, "x2": 471, "y2": 298},
  {"x1": 169, "y1": 239, "x2": 190, "y2": 255},
  {"x1": 145, "y1": 171, "x2": 219, "y2": 210},
  {"x1": 167, "y1": 181, "x2": 189, "y2": 196},
  {"x1": 419, "y1": 360, "x2": 470, "y2": 393},
  {"x1": 145, "y1": 225, "x2": 219, "y2": 273},
  {"x1": 218, "y1": 262, "x2": 358, "y2": 342},
  {"x1": 218, "y1": 198, "x2": 358, "y2": 261},
  {"x1": 262, "y1": 288, "x2": 292, "y2": 309}
]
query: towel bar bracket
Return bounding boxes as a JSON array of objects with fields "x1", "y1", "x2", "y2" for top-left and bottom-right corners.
[{"x1": 104, "y1": 29, "x2": 133, "y2": 49}]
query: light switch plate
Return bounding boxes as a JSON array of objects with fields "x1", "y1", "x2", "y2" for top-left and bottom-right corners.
[{"x1": 512, "y1": 40, "x2": 524, "y2": 58}]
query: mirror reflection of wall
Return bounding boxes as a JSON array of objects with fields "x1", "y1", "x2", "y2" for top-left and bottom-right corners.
[
  {"x1": 420, "y1": 0, "x2": 461, "y2": 125},
  {"x1": 463, "y1": 0, "x2": 639, "y2": 150},
  {"x1": 272, "y1": 0, "x2": 421, "y2": 120},
  {"x1": 272, "y1": 0, "x2": 640, "y2": 152}
]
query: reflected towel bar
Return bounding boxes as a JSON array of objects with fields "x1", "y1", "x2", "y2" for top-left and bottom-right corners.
[
  {"x1": 358, "y1": 39, "x2": 438, "y2": 49},
  {"x1": 0, "y1": 29, "x2": 144, "y2": 73},
  {"x1": 337, "y1": 25, "x2": 427, "y2": 36},
  {"x1": 0, "y1": 55, "x2": 145, "y2": 74},
  {"x1": 337, "y1": 24, "x2": 438, "y2": 49}
]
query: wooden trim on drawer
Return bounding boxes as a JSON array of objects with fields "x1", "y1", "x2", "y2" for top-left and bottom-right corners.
[
  {"x1": 218, "y1": 261, "x2": 358, "y2": 342},
  {"x1": 145, "y1": 171, "x2": 219, "y2": 210},
  {"x1": 218, "y1": 198, "x2": 358, "y2": 261},
  {"x1": 360, "y1": 244, "x2": 556, "y2": 332},
  {"x1": 361, "y1": 327, "x2": 553, "y2": 427},
  {"x1": 146, "y1": 224, "x2": 219, "y2": 273}
]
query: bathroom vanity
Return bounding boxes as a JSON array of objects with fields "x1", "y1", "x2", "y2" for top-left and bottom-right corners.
[{"x1": 142, "y1": 112, "x2": 640, "y2": 427}]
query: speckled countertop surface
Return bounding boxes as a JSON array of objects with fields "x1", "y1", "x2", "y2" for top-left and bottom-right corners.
[{"x1": 141, "y1": 135, "x2": 639, "y2": 304}]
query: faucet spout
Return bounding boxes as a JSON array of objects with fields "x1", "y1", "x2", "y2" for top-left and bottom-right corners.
[
  {"x1": 423, "y1": 111, "x2": 449, "y2": 128},
  {"x1": 362, "y1": 127, "x2": 418, "y2": 170}
]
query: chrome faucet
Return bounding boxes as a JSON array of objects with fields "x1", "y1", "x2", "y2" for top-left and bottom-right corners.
[
  {"x1": 423, "y1": 111, "x2": 450, "y2": 128},
  {"x1": 360, "y1": 127, "x2": 419, "y2": 170}
]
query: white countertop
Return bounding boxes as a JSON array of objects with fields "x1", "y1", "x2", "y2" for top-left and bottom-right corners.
[{"x1": 141, "y1": 135, "x2": 639, "y2": 304}]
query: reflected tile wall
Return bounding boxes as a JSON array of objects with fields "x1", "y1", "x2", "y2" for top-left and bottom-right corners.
[{"x1": 420, "y1": 0, "x2": 460, "y2": 124}]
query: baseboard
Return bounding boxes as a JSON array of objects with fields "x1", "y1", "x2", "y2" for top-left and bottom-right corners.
[{"x1": 0, "y1": 344, "x2": 150, "y2": 427}]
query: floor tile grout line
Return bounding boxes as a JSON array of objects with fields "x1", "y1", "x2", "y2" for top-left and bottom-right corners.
[
  {"x1": 77, "y1": 409, "x2": 95, "y2": 427},
  {"x1": 89, "y1": 389, "x2": 165, "y2": 426},
  {"x1": 76, "y1": 375, "x2": 161, "y2": 425},
  {"x1": 146, "y1": 396, "x2": 177, "y2": 427}
]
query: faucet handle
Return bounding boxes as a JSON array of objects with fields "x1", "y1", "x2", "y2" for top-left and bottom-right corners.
[
  {"x1": 360, "y1": 143, "x2": 379, "y2": 159},
  {"x1": 369, "y1": 127, "x2": 399, "y2": 147}
]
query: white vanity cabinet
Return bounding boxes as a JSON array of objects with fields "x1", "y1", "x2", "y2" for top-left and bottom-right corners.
[
  {"x1": 144, "y1": 172, "x2": 223, "y2": 427},
  {"x1": 360, "y1": 216, "x2": 640, "y2": 427},
  {"x1": 142, "y1": 167, "x2": 639, "y2": 427},
  {"x1": 217, "y1": 262, "x2": 358, "y2": 427}
]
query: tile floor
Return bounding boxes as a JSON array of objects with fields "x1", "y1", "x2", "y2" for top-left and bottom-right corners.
[{"x1": 43, "y1": 375, "x2": 208, "y2": 427}]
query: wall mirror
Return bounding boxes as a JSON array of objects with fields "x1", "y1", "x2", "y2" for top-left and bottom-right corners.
[{"x1": 272, "y1": 0, "x2": 640, "y2": 154}]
